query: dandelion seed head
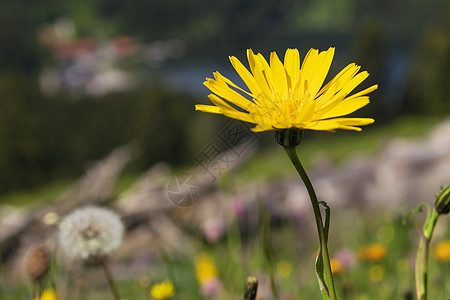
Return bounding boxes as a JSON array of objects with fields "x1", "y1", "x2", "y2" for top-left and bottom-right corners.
[
  {"x1": 58, "y1": 206, "x2": 124, "y2": 260},
  {"x1": 24, "y1": 244, "x2": 51, "y2": 282}
]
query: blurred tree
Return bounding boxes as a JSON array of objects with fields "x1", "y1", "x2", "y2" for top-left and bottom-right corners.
[
  {"x1": 406, "y1": 23, "x2": 450, "y2": 114},
  {"x1": 0, "y1": 76, "x2": 208, "y2": 195},
  {"x1": 351, "y1": 22, "x2": 390, "y2": 121},
  {"x1": 0, "y1": 72, "x2": 45, "y2": 191}
]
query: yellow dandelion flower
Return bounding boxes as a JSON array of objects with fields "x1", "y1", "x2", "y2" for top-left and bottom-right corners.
[
  {"x1": 150, "y1": 280, "x2": 174, "y2": 299},
  {"x1": 357, "y1": 243, "x2": 387, "y2": 261},
  {"x1": 196, "y1": 48, "x2": 377, "y2": 132},
  {"x1": 433, "y1": 240, "x2": 450, "y2": 262},
  {"x1": 195, "y1": 254, "x2": 218, "y2": 285}
]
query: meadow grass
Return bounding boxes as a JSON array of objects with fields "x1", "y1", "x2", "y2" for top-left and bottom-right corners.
[{"x1": 1, "y1": 114, "x2": 449, "y2": 299}]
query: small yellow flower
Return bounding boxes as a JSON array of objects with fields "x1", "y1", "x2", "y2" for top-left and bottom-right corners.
[
  {"x1": 195, "y1": 254, "x2": 218, "y2": 285},
  {"x1": 276, "y1": 260, "x2": 293, "y2": 278},
  {"x1": 34, "y1": 288, "x2": 57, "y2": 300},
  {"x1": 357, "y1": 244, "x2": 387, "y2": 261},
  {"x1": 196, "y1": 48, "x2": 377, "y2": 132},
  {"x1": 150, "y1": 280, "x2": 174, "y2": 299},
  {"x1": 433, "y1": 240, "x2": 450, "y2": 262},
  {"x1": 330, "y1": 258, "x2": 344, "y2": 274}
]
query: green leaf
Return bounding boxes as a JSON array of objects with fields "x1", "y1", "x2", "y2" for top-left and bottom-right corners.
[
  {"x1": 403, "y1": 203, "x2": 429, "y2": 225},
  {"x1": 315, "y1": 248, "x2": 330, "y2": 300},
  {"x1": 315, "y1": 201, "x2": 331, "y2": 300}
]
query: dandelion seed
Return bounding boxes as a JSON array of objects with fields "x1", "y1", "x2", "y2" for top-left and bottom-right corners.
[{"x1": 58, "y1": 206, "x2": 124, "y2": 260}]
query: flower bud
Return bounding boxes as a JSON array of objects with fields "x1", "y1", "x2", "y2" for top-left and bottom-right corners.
[
  {"x1": 24, "y1": 244, "x2": 51, "y2": 283},
  {"x1": 243, "y1": 276, "x2": 258, "y2": 300},
  {"x1": 434, "y1": 184, "x2": 450, "y2": 215},
  {"x1": 275, "y1": 128, "x2": 303, "y2": 148}
]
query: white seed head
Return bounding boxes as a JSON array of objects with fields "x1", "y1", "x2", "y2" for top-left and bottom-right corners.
[{"x1": 58, "y1": 206, "x2": 124, "y2": 260}]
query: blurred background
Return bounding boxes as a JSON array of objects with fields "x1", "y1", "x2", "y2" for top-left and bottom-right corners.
[
  {"x1": 0, "y1": 0, "x2": 449, "y2": 195},
  {"x1": 0, "y1": 0, "x2": 449, "y2": 299}
]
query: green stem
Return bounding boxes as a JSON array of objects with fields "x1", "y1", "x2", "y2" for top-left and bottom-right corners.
[
  {"x1": 284, "y1": 146, "x2": 337, "y2": 300},
  {"x1": 99, "y1": 256, "x2": 121, "y2": 300},
  {"x1": 259, "y1": 200, "x2": 279, "y2": 299},
  {"x1": 415, "y1": 208, "x2": 439, "y2": 300}
]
